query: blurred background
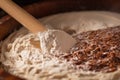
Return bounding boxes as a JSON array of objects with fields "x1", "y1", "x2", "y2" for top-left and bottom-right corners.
[
  {"x1": 13, "y1": 0, "x2": 40, "y2": 5},
  {"x1": 0, "y1": 0, "x2": 40, "y2": 17},
  {"x1": 1, "y1": 0, "x2": 120, "y2": 18}
]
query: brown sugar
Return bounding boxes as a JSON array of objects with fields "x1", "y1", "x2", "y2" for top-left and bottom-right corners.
[{"x1": 64, "y1": 26, "x2": 120, "y2": 73}]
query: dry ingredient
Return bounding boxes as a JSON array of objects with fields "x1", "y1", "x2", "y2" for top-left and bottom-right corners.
[
  {"x1": 1, "y1": 11, "x2": 120, "y2": 80},
  {"x1": 64, "y1": 26, "x2": 120, "y2": 73}
]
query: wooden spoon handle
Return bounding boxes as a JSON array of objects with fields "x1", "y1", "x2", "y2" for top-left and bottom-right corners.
[{"x1": 0, "y1": 0, "x2": 46, "y2": 33}]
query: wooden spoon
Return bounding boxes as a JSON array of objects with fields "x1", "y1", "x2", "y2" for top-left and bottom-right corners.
[
  {"x1": 0, "y1": 0, "x2": 47, "y2": 33},
  {"x1": 0, "y1": 0, "x2": 76, "y2": 52}
]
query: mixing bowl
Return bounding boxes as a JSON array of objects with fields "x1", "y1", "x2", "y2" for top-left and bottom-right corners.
[{"x1": 0, "y1": 0, "x2": 120, "y2": 79}]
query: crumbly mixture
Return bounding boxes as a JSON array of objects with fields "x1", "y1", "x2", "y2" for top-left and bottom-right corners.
[
  {"x1": 1, "y1": 12, "x2": 120, "y2": 80},
  {"x1": 64, "y1": 26, "x2": 120, "y2": 73}
]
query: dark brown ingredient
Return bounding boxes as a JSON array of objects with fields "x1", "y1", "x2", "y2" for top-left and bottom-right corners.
[
  {"x1": 0, "y1": 67, "x2": 24, "y2": 80},
  {"x1": 64, "y1": 26, "x2": 120, "y2": 73}
]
